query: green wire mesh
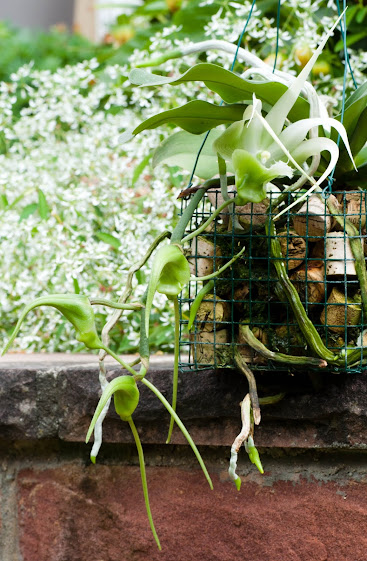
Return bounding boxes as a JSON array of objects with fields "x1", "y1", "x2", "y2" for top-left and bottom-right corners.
[{"x1": 179, "y1": 189, "x2": 367, "y2": 374}]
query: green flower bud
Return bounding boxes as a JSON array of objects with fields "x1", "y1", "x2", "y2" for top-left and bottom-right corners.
[
  {"x1": 145, "y1": 244, "x2": 190, "y2": 335},
  {"x1": 86, "y1": 375, "x2": 140, "y2": 445},
  {"x1": 246, "y1": 435, "x2": 264, "y2": 474}
]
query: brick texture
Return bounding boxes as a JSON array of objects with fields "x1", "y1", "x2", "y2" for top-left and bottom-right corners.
[{"x1": 16, "y1": 464, "x2": 367, "y2": 561}]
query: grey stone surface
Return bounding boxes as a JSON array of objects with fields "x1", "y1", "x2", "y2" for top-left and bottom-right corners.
[{"x1": 0, "y1": 354, "x2": 367, "y2": 449}]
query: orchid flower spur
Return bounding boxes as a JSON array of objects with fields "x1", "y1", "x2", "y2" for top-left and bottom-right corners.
[
  {"x1": 85, "y1": 373, "x2": 213, "y2": 548},
  {"x1": 85, "y1": 375, "x2": 162, "y2": 549},
  {"x1": 144, "y1": 243, "x2": 190, "y2": 443}
]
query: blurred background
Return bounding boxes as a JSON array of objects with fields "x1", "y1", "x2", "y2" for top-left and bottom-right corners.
[{"x1": 0, "y1": 0, "x2": 134, "y2": 41}]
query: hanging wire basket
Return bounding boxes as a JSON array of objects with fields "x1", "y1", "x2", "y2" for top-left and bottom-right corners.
[{"x1": 179, "y1": 188, "x2": 367, "y2": 374}]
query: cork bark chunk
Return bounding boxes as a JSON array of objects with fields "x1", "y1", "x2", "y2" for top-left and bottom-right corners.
[
  {"x1": 320, "y1": 287, "x2": 361, "y2": 333},
  {"x1": 293, "y1": 194, "x2": 339, "y2": 241}
]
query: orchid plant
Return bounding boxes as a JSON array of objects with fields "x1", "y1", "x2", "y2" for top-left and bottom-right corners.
[{"x1": 3, "y1": 10, "x2": 367, "y2": 549}]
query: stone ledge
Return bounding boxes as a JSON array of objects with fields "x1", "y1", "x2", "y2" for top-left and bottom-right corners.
[{"x1": 1, "y1": 353, "x2": 367, "y2": 450}]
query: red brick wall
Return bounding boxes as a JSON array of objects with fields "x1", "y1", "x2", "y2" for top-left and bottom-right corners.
[{"x1": 1, "y1": 355, "x2": 367, "y2": 560}]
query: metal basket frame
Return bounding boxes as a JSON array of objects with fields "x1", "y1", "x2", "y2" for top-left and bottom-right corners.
[{"x1": 179, "y1": 189, "x2": 367, "y2": 374}]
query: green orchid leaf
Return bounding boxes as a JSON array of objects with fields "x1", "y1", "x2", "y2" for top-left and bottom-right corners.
[
  {"x1": 86, "y1": 375, "x2": 139, "y2": 444},
  {"x1": 132, "y1": 100, "x2": 247, "y2": 136},
  {"x1": 145, "y1": 244, "x2": 190, "y2": 336},
  {"x1": 153, "y1": 130, "x2": 228, "y2": 179},
  {"x1": 355, "y1": 145, "x2": 367, "y2": 169},
  {"x1": 335, "y1": 106, "x2": 367, "y2": 175},
  {"x1": 333, "y1": 82, "x2": 367, "y2": 145},
  {"x1": 2, "y1": 294, "x2": 102, "y2": 354},
  {"x1": 130, "y1": 64, "x2": 309, "y2": 122}
]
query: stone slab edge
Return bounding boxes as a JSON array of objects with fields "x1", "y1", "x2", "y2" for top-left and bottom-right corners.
[{"x1": 1, "y1": 354, "x2": 367, "y2": 450}]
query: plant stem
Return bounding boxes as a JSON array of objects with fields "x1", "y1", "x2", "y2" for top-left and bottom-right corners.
[
  {"x1": 181, "y1": 198, "x2": 234, "y2": 244},
  {"x1": 166, "y1": 297, "x2": 180, "y2": 444},
  {"x1": 239, "y1": 325, "x2": 328, "y2": 368},
  {"x1": 100, "y1": 345, "x2": 138, "y2": 377},
  {"x1": 266, "y1": 217, "x2": 338, "y2": 364},
  {"x1": 258, "y1": 393, "x2": 285, "y2": 405},
  {"x1": 136, "y1": 49, "x2": 182, "y2": 68},
  {"x1": 190, "y1": 245, "x2": 246, "y2": 281},
  {"x1": 187, "y1": 280, "x2": 215, "y2": 330},
  {"x1": 178, "y1": 176, "x2": 235, "y2": 199},
  {"x1": 128, "y1": 418, "x2": 161, "y2": 550},
  {"x1": 98, "y1": 231, "x2": 170, "y2": 359},
  {"x1": 90, "y1": 299, "x2": 143, "y2": 310},
  {"x1": 345, "y1": 347, "x2": 367, "y2": 366},
  {"x1": 234, "y1": 350, "x2": 261, "y2": 425},
  {"x1": 141, "y1": 377, "x2": 213, "y2": 490},
  {"x1": 170, "y1": 187, "x2": 207, "y2": 243},
  {"x1": 326, "y1": 198, "x2": 367, "y2": 317}
]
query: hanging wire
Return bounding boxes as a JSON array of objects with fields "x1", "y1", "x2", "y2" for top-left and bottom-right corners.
[
  {"x1": 185, "y1": 0, "x2": 257, "y2": 188},
  {"x1": 272, "y1": 0, "x2": 282, "y2": 73},
  {"x1": 336, "y1": 0, "x2": 358, "y2": 89},
  {"x1": 323, "y1": 0, "x2": 357, "y2": 195}
]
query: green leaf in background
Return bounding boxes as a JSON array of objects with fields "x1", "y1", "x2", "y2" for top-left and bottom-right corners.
[
  {"x1": 334, "y1": 31, "x2": 367, "y2": 52},
  {"x1": 37, "y1": 189, "x2": 50, "y2": 220},
  {"x1": 153, "y1": 130, "x2": 226, "y2": 179},
  {"x1": 132, "y1": 100, "x2": 247, "y2": 136},
  {"x1": 73, "y1": 277, "x2": 81, "y2": 294},
  {"x1": 132, "y1": 153, "x2": 151, "y2": 187},
  {"x1": 335, "y1": 106, "x2": 367, "y2": 174},
  {"x1": 19, "y1": 203, "x2": 38, "y2": 221},
  {"x1": 333, "y1": 82, "x2": 367, "y2": 172},
  {"x1": 336, "y1": 81, "x2": 367, "y2": 135},
  {"x1": 96, "y1": 232, "x2": 121, "y2": 249},
  {"x1": 0, "y1": 194, "x2": 8, "y2": 210},
  {"x1": 129, "y1": 63, "x2": 310, "y2": 122},
  {"x1": 354, "y1": 145, "x2": 367, "y2": 169},
  {"x1": 0, "y1": 131, "x2": 7, "y2": 154}
]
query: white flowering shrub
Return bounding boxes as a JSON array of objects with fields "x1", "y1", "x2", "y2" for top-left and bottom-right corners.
[
  {"x1": 0, "y1": 60, "x2": 200, "y2": 352},
  {"x1": 1, "y1": 0, "x2": 366, "y2": 353}
]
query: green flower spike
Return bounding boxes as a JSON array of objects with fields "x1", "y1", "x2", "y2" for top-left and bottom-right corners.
[
  {"x1": 85, "y1": 376, "x2": 161, "y2": 550},
  {"x1": 1, "y1": 294, "x2": 138, "y2": 376}
]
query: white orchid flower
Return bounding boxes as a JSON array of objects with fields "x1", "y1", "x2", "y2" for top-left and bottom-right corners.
[{"x1": 213, "y1": 10, "x2": 355, "y2": 208}]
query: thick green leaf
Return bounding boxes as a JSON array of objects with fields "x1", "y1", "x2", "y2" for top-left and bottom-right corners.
[
  {"x1": 335, "y1": 106, "x2": 367, "y2": 174},
  {"x1": 96, "y1": 232, "x2": 121, "y2": 249},
  {"x1": 130, "y1": 63, "x2": 310, "y2": 122},
  {"x1": 335, "y1": 165, "x2": 367, "y2": 188},
  {"x1": 355, "y1": 145, "x2": 367, "y2": 169},
  {"x1": 333, "y1": 82, "x2": 367, "y2": 173},
  {"x1": 153, "y1": 130, "x2": 227, "y2": 179},
  {"x1": 334, "y1": 82, "x2": 367, "y2": 141},
  {"x1": 132, "y1": 100, "x2": 247, "y2": 136}
]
